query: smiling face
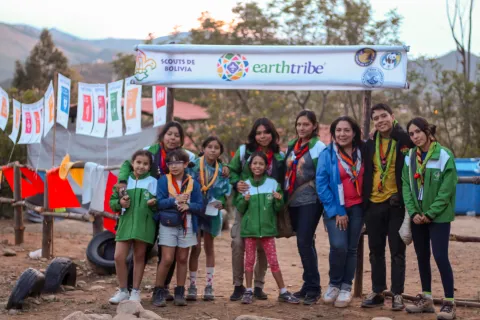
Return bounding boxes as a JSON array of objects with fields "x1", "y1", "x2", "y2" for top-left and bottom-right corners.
[
  {"x1": 162, "y1": 126, "x2": 182, "y2": 150},
  {"x1": 167, "y1": 158, "x2": 187, "y2": 177},
  {"x1": 250, "y1": 155, "x2": 267, "y2": 177},
  {"x1": 132, "y1": 155, "x2": 151, "y2": 177},
  {"x1": 203, "y1": 140, "x2": 221, "y2": 162},
  {"x1": 408, "y1": 124, "x2": 429, "y2": 149},
  {"x1": 255, "y1": 125, "x2": 273, "y2": 148},
  {"x1": 296, "y1": 116, "x2": 317, "y2": 139},
  {"x1": 334, "y1": 120, "x2": 355, "y2": 148},
  {"x1": 372, "y1": 109, "x2": 394, "y2": 134}
]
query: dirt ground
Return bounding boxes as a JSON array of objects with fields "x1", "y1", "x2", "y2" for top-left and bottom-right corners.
[{"x1": 1, "y1": 217, "x2": 480, "y2": 320}]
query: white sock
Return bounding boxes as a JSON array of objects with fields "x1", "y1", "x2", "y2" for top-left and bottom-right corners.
[
  {"x1": 206, "y1": 267, "x2": 215, "y2": 286},
  {"x1": 246, "y1": 287, "x2": 253, "y2": 293},
  {"x1": 280, "y1": 287, "x2": 287, "y2": 294},
  {"x1": 190, "y1": 271, "x2": 197, "y2": 286}
]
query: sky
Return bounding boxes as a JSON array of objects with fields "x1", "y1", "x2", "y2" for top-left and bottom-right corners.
[{"x1": 0, "y1": 0, "x2": 478, "y2": 58}]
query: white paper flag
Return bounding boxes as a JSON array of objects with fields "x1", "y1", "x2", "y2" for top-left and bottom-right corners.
[
  {"x1": 91, "y1": 84, "x2": 107, "y2": 138},
  {"x1": 76, "y1": 82, "x2": 94, "y2": 136},
  {"x1": 153, "y1": 86, "x2": 167, "y2": 128},
  {"x1": 56, "y1": 73, "x2": 71, "y2": 129},
  {"x1": 43, "y1": 81, "x2": 55, "y2": 137},
  {"x1": 29, "y1": 99, "x2": 44, "y2": 144},
  {"x1": 124, "y1": 77, "x2": 142, "y2": 136},
  {"x1": 8, "y1": 100, "x2": 21, "y2": 143},
  {"x1": 107, "y1": 80, "x2": 124, "y2": 138},
  {"x1": 0, "y1": 86, "x2": 9, "y2": 131},
  {"x1": 18, "y1": 103, "x2": 33, "y2": 144}
]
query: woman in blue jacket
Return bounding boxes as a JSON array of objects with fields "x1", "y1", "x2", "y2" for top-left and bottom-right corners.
[{"x1": 316, "y1": 116, "x2": 365, "y2": 308}]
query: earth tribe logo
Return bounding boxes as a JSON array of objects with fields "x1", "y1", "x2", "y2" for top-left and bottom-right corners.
[
  {"x1": 134, "y1": 50, "x2": 157, "y2": 81},
  {"x1": 381, "y1": 52, "x2": 402, "y2": 70},
  {"x1": 362, "y1": 67, "x2": 384, "y2": 88},
  {"x1": 217, "y1": 53, "x2": 249, "y2": 81},
  {"x1": 355, "y1": 48, "x2": 377, "y2": 67}
]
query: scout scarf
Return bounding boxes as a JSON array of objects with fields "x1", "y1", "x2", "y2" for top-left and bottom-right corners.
[
  {"x1": 334, "y1": 143, "x2": 362, "y2": 196},
  {"x1": 285, "y1": 139, "x2": 309, "y2": 195},
  {"x1": 156, "y1": 143, "x2": 168, "y2": 176},
  {"x1": 414, "y1": 141, "x2": 437, "y2": 189},
  {"x1": 199, "y1": 156, "x2": 219, "y2": 194},
  {"x1": 374, "y1": 122, "x2": 397, "y2": 192},
  {"x1": 167, "y1": 174, "x2": 194, "y2": 235}
]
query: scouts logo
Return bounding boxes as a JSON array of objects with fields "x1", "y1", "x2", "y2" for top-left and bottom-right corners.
[
  {"x1": 362, "y1": 67, "x2": 384, "y2": 88},
  {"x1": 134, "y1": 49, "x2": 157, "y2": 81},
  {"x1": 433, "y1": 171, "x2": 441, "y2": 181},
  {"x1": 355, "y1": 48, "x2": 376, "y2": 67},
  {"x1": 217, "y1": 53, "x2": 249, "y2": 81},
  {"x1": 381, "y1": 52, "x2": 402, "y2": 70}
]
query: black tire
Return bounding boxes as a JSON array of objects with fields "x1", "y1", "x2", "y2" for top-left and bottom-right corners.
[
  {"x1": 6, "y1": 268, "x2": 45, "y2": 310},
  {"x1": 86, "y1": 230, "x2": 133, "y2": 274},
  {"x1": 43, "y1": 257, "x2": 77, "y2": 293}
]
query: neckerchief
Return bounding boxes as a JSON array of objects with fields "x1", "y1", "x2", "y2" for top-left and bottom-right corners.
[
  {"x1": 167, "y1": 173, "x2": 194, "y2": 235},
  {"x1": 285, "y1": 139, "x2": 310, "y2": 195},
  {"x1": 256, "y1": 147, "x2": 274, "y2": 175},
  {"x1": 374, "y1": 130, "x2": 397, "y2": 192},
  {"x1": 414, "y1": 142, "x2": 436, "y2": 188},
  {"x1": 199, "y1": 156, "x2": 219, "y2": 194},
  {"x1": 333, "y1": 143, "x2": 362, "y2": 196},
  {"x1": 157, "y1": 143, "x2": 168, "y2": 176}
]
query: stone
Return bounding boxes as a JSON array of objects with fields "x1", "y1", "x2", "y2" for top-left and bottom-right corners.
[
  {"x1": 371, "y1": 318, "x2": 393, "y2": 320},
  {"x1": 88, "y1": 285, "x2": 105, "y2": 291},
  {"x1": 77, "y1": 280, "x2": 87, "y2": 288},
  {"x1": 86, "y1": 315, "x2": 113, "y2": 320},
  {"x1": 40, "y1": 257, "x2": 48, "y2": 262},
  {"x1": 235, "y1": 316, "x2": 283, "y2": 320},
  {"x1": 139, "y1": 309, "x2": 163, "y2": 319},
  {"x1": 3, "y1": 249, "x2": 16, "y2": 256},
  {"x1": 113, "y1": 315, "x2": 139, "y2": 320},
  {"x1": 63, "y1": 311, "x2": 91, "y2": 320},
  {"x1": 94, "y1": 280, "x2": 107, "y2": 284},
  {"x1": 26, "y1": 297, "x2": 41, "y2": 305},
  {"x1": 63, "y1": 285, "x2": 76, "y2": 291},
  {"x1": 116, "y1": 300, "x2": 144, "y2": 316},
  {"x1": 42, "y1": 295, "x2": 56, "y2": 302},
  {"x1": 8, "y1": 309, "x2": 18, "y2": 315}
]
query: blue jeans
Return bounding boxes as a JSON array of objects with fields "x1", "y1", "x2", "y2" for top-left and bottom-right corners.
[{"x1": 324, "y1": 204, "x2": 364, "y2": 291}]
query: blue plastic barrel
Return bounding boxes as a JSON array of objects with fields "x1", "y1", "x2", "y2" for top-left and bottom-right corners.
[{"x1": 454, "y1": 158, "x2": 480, "y2": 215}]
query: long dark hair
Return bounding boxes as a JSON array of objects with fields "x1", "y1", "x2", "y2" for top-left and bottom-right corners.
[
  {"x1": 407, "y1": 117, "x2": 437, "y2": 140},
  {"x1": 198, "y1": 136, "x2": 224, "y2": 162},
  {"x1": 158, "y1": 121, "x2": 185, "y2": 147},
  {"x1": 131, "y1": 150, "x2": 153, "y2": 167},
  {"x1": 246, "y1": 118, "x2": 280, "y2": 153},
  {"x1": 330, "y1": 116, "x2": 363, "y2": 147},
  {"x1": 295, "y1": 110, "x2": 319, "y2": 137}
]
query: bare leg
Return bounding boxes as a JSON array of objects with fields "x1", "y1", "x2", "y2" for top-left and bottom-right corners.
[
  {"x1": 155, "y1": 246, "x2": 176, "y2": 287},
  {"x1": 176, "y1": 247, "x2": 191, "y2": 287},
  {"x1": 204, "y1": 233, "x2": 215, "y2": 268},
  {"x1": 114, "y1": 241, "x2": 131, "y2": 289},
  {"x1": 272, "y1": 271, "x2": 286, "y2": 290},
  {"x1": 189, "y1": 233, "x2": 202, "y2": 272},
  {"x1": 132, "y1": 240, "x2": 148, "y2": 289}
]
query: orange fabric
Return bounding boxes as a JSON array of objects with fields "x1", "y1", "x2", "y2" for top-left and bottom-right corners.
[
  {"x1": 47, "y1": 168, "x2": 81, "y2": 209},
  {"x1": 103, "y1": 172, "x2": 118, "y2": 234}
]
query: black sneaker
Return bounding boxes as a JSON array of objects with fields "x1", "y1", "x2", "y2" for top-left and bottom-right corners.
[
  {"x1": 174, "y1": 286, "x2": 187, "y2": 306},
  {"x1": 392, "y1": 294, "x2": 405, "y2": 311},
  {"x1": 254, "y1": 287, "x2": 268, "y2": 300},
  {"x1": 230, "y1": 285, "x2": 246, "y2": 301},
  {"x1": 361, "y1": 292, "x2": 385, "y2": 308},
  {"x1": 303, "y1": 292, "x2": 321, "y2": 305},
  {"x1": 152, "y1": 287, "x2": 166, "y2": 307},
  {"x1": 165, "y1": 286, "x2": 174, "y2": 301},
  {"x1": 293, "y1": 287, "x2": 307, "y2": 299},
  {"x1": 278, "y1": 291, "x2": 300, "y2": 304}
]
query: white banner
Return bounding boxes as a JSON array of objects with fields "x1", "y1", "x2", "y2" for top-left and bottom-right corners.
[
  {"x1": 107, "y1": 80, "x2": 124, "y2": 138},
  {"x1": 8, "y1": 100, "x2": 21, "y2": 143},
  {"x1": 43, "y1": 80, "x2": 55, "y2": 137},
  {"x1": 18, "y1": 103, "x2": 33, "y2": 144},
  {"x1": 56, "y1": 73, "x2": 71, "y2": 129},
  {"x1": 152, "y1": 86, "x2": 167, "y2": 128},
  {"x1": 18, "y1": 100, "x2": 43, "y2": 144},
  {"x1": 29, "y1": 99, "x2": 44, "y2": 144},
  {"x1": 91, "y1": 84, "x2": 107, "y2": 138},
  {"x1": 76, "y1": 82, "x2": 94, "y2": 136},
  {"x1": 132, "y1": 45, "x2": 409, "y2": 90},
  {"x1": 0, "y1": 86, "x2": 9, "y2": 131},
  {"x1": 124, "y1": 76, "x2": 142, "y2": 136}
]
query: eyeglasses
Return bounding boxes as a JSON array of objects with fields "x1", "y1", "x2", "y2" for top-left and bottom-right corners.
[{"x1": 167, "y1": 161, "x2": 185, "y2": 166}]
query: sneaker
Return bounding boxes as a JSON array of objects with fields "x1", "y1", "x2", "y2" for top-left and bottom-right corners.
[
  {"x1": 303, "y1": 292, "x2": 321, "y2": 305},
  {"x1": 361, "y1": 292, "x2": 385, "y2": 308},
  {"x1": 174, "y1": 286, "x2": 187, "y2": 306},
  {"x1": 406, "y1": 294, "x2": 435, "y2": 313},
  {"x1": 152, "y1": 287, "x2": 166, "y2": 307},
  {"x1": 203, "y1": 285, "x2": 215, "y2": 301},
  {"x1": 334, "y1": 290, "x2": 352, "y2": 308},
  {"x1": 230, "y1": 285, "x2": 246, "y2": 301},
  {"x1": 186, "y1": 285, "x2": 197, "y2": 301},
  {"x1": 165, "y1": 286, "x2": 174, "y2": 301},
  {"x1": 278, "y1": 291, "x2": 300, "y2": 304},
  {"x1": 437, "y1": 301, "x2": 456, "y2": 320},
  {"x1": 241, "y1": 291, "x2": 254, "y2": 304},
  {"x1": 392, "y1": 294, "x2": 405, "y2": 311},
  {"x1": 293, "y1": 287, "x2": 307, "y2": 299},
  {"x1": 129, "y1": 289, "x2": 141, "y2": 302},
  {"x1": 323, "y1": 285, "x2": 340, "y2": 304},
  {"x1": 254, "y1": 287, "x2": 268, "y2": 300},
  {"x1": 109, "y1": 289, "x2": 129, "y2": 305}
]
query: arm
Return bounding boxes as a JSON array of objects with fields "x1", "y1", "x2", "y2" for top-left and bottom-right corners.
[
  {"x1": 391, "y1": 123, "x2": 415, "y2": 148},
  {"x1": 235, "y1": 193, "x2": 249, "y2": 214},
  {"x1": 156, "y1": 177, "x2": 176, "y2": 210},
  {"x1": 109, "y1": 187, "x2": 122, "y2": 212},
  {"x1": 117, "y1": 160, "x2": 132, "y2": 183},
  {"x1": 228, "y1": 148, "x2": 243, "y2": 187},
  {"x1": 401, "y1": 158, "x2": 420, "y2": 217},
  {"x1": 187, "y1": 181, "x2": 205, "y2": 215},
  {"x1": 273, "y1": 184, "x2": 284, "y2": 213},
  {"x1": 315, "y1": 150, "x2": 339, "y2": 216}
]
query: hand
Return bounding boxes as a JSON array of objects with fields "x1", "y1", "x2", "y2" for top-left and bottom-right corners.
[
  {"x1": 147, "y1": 198, "x2": 157, "y2": 206},
  {"x1": 244, "y1": 193, "x2": 251, "y2": 201},
  {"x1": 115, "y1": 183, "x2": 127, "y2": 193},
  {"x1": 237, "y1": 181, "x2": 250, "y2": 193},
  {"x1": 214, "y1": 203, "x2": 223, "y2": 209},
  {"x1": 413, "y1": 214, "x2": 424, "y2": 225},
  {"x1": 369, "y1": 127, "x2": 376, "y2": 139},
  {"x1": 177, "y1": 203, "x2": 189, "y2": 212},
  {"x1": 422, "y1": 215, "x2": 432, "y2": 224},
  {"x1": 222, "y1": 166, "x2": 230, "y2": 177},
  {"x1": 175, "y1": 194, "x2": 189, "y2": 204},
  {"x1": 336, "y1": 215, "x2": 349, "y2": 231},
  {"x1": 120, "y1": 196, "x2": 130, "y2": 209},
  {"x1": 272, "y1": 191, "x2": 282, "y2": 200}
]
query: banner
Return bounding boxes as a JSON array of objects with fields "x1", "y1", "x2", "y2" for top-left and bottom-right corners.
[
  {"x1": 29, "y1": 99, "x2": 44, "y2": 144},
  {"x1": 76, "y1": 82, "x2": 94, "y2": 136},
  {"x1": 8, "y1": 100, "x2": 21, "y2": 143},
  {"x1": 43, "y1": 80, "x2": 55, "y2": 137},
  {"x1": 124, "y1": 76, "x2": 142, "y2": 136},
  {"x1": 91, "y1": 84, "x2": 107, "y2": 138},
  {"x1": 107, "y1": 80, "x2": 123, "y2": 138},
  {"x1": 153, "y1": 86, "x2": 167, "y2": 127},
  {"x1": 0, "y1": 86, "x2": 9, "y2": 131},
  {"x1": 56, "y1": 73, "x2": 71, "y2": 129},
  {"x1": 132, "y1": 44, "x2": 409, "y2": 90}
]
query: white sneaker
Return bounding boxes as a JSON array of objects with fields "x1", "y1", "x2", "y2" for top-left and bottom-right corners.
[
  {"x1": 334, "y1": 289, "x2": 352, "y2": 308},
  {"x1": 129, "y1": 289, "x2": 141, "y2": 302},
  {"x1": 109, "y1": 290, "x2": 129, "y2": 304},
  {"x1": 323, "y1": 285, "x2": 340, "y2": 304}
]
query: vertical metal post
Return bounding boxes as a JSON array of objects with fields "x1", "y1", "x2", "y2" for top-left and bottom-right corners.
[
  {"x1": 42, "y1": 174, "x2": 53, "y2": 259},
  {"x1": 362, "y1": 90, "x2": 372, "y2": 140},
  {"x1": 13, "y1": 164, "x2": 24, "y2": 245}
]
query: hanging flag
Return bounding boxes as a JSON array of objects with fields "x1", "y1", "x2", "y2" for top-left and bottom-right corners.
[
  {"x1": 124, "y1": 76, "x2": 142, "y2": 136},
  {"x1": 18, "y1": 102, "x2": 38, "y2": 144},
  {"x1": 107, "y1": 79, "x2": 124, "y2": 138},
  {"x1": 29, "y1": 99, "x2": 44, "y2": 144},
  {"x1": 91, "y1": 84, "x2": 107, "y2": 138},
  {"x1": 8, "y1": 100, "x2": 21, "y2": 143},
  {"x1": 43, "y1": 80, "x2": 55, "y2": 137},
  {"x1": 56, "y1": 73, "x2": 71, "y2": 129},
  {"x1": 76, "y1": 82, "x2": 94, "y2": 136},
  {"x1": 0, "y1": 86, "x2": 9, "y2": 131},
  {"x1": 153, "y1": 86, "x2": 167, "y2": 127}
]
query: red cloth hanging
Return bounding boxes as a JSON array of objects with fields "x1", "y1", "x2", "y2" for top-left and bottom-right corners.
[
  {"x1": 1, "y1": 166, "x2": 44, "y2": 198},
  {"x1": 2, "y1": 166, "x2": 14, "y2": 192},
  {"x1": 103, "y1": 172, "x2": 118, "y2": 234},
  {"x1": 46, "y1": 168, "x2": 81, "y2": 209}
]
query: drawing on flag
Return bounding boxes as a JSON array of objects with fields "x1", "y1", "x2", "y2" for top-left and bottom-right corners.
[
  {"x1": 91, "y1": 84, "x2": 107, "y2": 138},
  {"x1": 8, "y1": 100, "x2": 21, "y2": 143},
  {"x1": 0, "y1": 87, "x2": 9, "y2": 131},
  {"x1": 124, "y1": 77, "x2": 142, "y2": 136},
  {"x1": 107, "y1": 80, "x2": 124, "y2": 138},
  {"x1": 153, "y1": 86, "x2": 167, "y2": 128},
  {"x1": 56, "y1": 73, "x2": 71, "y2": 129},
  {"x1": 43, "y1": 80, "x2": 55, "y2": 137},
  {"x1": 76, "y1": 83, "x2": 94, "y2": 136},
  {"x1": 29, "y1": 99, "x2": 44, "y2": 144}
]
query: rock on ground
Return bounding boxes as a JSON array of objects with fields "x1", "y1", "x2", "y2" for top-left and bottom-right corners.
[
  {"x1": 88, "y1": 285, "x2": 106, "y2": 291},
  {"x1": 3, "y1": 248, "x2": 16, "y2": 256},
  {"x1": 63, "y1": 311, "x2": 91, "y2": 320},
  {"x1": 139, "y1": 309, "x2": 164, "y2": 319},
  {"x1": 116, "y1": 300, "x2": 144, "y2": 317},
  {"x1": 112, "y1": 314, "x2": 142, "y2": 320},
  {"x1": 86, "y1": 314, "x2": 113, "y2": 320},
  {"x1": 235, "y1": 316, "x2": 283, "y2": 320}
]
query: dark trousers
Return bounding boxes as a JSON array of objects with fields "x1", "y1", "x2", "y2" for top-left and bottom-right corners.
[
  {"x1": 365, "y1": 200, "x2": 406, "y2": 295},
  {"x1": 411, "y1": 222, "x2": 454, "y2": 298},
  {"x1": 289, "y1": 201, "x2": 323, "y2": 295}
]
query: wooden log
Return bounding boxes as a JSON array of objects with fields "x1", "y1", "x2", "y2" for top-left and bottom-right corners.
[
  {"x1": 42, "y1": 175, "x2": 53, "y2": 259},
  {"x1": 92, "y1": 213, "x2": 104, "y2": 236},
  {"x1": 166, "y1": 88, "x2": 175, "y2": 122},
  {"x1": 450, "y1": 233, "x2": 480, "y2": 242},
  {"x1": 0, "y1": 197, "x2": 14, "y2": 204},
  {"x1": 362, "y1": 90, "x2": 372, "y2": 140},
  {"x1": 12, "y1": 200, "x2": 44, "y2": 213},
  {"x1": 90, "y1": 209, "x2": 118, "y2": 221},
  {"x1": 458, "y1": 176, "x2": 480, "y2": 184},
  {"x1": 13, "y1": 164, "x2": 24, "y2": 245},
  {"x1": 353, "y1": 233, "x2": 365, "y2": 298},
  {"x1": 41, "y1": 211, "x2": 94, "y2": 222},
  {"x1": 384, "y1": 291, "x2": 480, "y2": 308}
]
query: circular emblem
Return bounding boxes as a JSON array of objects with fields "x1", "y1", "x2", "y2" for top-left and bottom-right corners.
[
  {"x1": 362, "y1": 67, "x2": 384, "y2": 88},
  {"x1": 355, "y1": 48, "x2": 376, "y2": 67},
  {"x1": 380, "y1": 52, "x2": 402, "y2": 70},
  {"x1": 217, "y1": 53, "x2": 249, "y2": 81}
]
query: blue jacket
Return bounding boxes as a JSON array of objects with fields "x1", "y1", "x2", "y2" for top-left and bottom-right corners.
[
  {"x1": 156, "y1": 175, "x2": 204, "y2": 233},
  {"x1": 316, "y1": 143, "x2": 347, "y2": 218}
]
